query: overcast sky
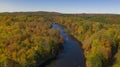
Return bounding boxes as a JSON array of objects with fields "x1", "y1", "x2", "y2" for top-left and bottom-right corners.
[{"x1": 0, "y1": 0, "x2": 120, "y2": 14}]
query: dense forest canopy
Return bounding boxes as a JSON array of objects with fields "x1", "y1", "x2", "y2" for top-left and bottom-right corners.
[
  {"x1": 0, "y1": 12, "x2": 64, "y2": 67},
  {"x1": 0, "y1": 12, "x2": 120, "y2": 67}
]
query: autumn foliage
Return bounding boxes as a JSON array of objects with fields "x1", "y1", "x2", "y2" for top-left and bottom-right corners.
[
  {"x1": 0, "y1": 14, "x2": 63, "y2": 67},
  {"x1": 0, "y1": 12, "x2": 120, "y2": 67}
]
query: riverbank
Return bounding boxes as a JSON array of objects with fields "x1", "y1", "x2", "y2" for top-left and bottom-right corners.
[{"x1": 42, "y1": 23, "x2": 86, "y2": 67}]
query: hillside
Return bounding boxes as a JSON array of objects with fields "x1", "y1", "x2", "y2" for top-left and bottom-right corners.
[{"x1": 0, "y1": 12, "x2": 120, "y2": 67}]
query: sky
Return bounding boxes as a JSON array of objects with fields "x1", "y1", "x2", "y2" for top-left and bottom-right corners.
[{"x1": 0, "y1": 0, "x2": 120, "y2": 14}]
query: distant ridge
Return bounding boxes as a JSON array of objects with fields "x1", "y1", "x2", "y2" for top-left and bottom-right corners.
[
  {"x1": 0, "y1": 11, "x2": 62, "y2": 15},
  {"x1": 0, "y1": 11, "x2": 120, "y2": 16}
]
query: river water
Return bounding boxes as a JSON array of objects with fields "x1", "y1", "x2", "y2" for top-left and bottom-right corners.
[{"x1": 44, "y1": 23, "x2": 85, "y2": 67}]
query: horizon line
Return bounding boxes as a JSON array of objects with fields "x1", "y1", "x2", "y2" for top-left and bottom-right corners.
[{"x1": 0, "y1": 10, "x2": 120, "y2": 15}]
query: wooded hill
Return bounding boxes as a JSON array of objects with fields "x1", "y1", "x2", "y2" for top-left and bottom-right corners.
[{"x1": 0, "y1": 11, "x2": 120, "y2": 67}]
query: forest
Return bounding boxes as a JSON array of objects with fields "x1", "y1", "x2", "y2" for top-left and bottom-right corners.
[
  {"x1": 0, "y1": 12, "x2": 63, "y2": 67},
  {"x1": 53, "y1": 14, "x2": 120, "y2": 67},
  {"x1": 0, "y1": 12, "x2": 120, "y2": 67}
]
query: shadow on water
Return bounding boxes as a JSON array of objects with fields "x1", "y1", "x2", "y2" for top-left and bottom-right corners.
[
  {"x1": 39, "y1": 23, "x2": 86, "y2": 67},
  {"x1": 39, "y1": 57, "x2": 57, "y2": 67}
]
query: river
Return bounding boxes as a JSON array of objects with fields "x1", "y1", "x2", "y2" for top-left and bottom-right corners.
[{"x1": 43, "y1": 23, "x2": 85, "y2": 67}]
